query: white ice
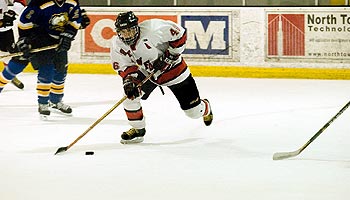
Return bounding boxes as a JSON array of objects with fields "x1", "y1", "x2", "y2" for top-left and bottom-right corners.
[{"x1": 1, "y1": 73, "x2": 350, "y2": 200}]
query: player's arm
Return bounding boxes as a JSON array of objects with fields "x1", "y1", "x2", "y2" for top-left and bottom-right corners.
[
  {"x1": 79, "y1": 9, "x2": 90, "y2": 29},
  {"x1": 56, "y1": 23, "x2": 78, "y2": 52},
  {"x1": 56, "y1": 3, "x2": 81, "y2": 52},
  {"x1": 12, "y1": 0, "x2": 26, "y2": 15},
  {"x1": 17, "y1": 5, "x2": 39, "y2": 37},
  {"x1": 14, "y1": 6, "x2": 40, "y2": 58},
  {"x1": 165, "y1": 21, "x2": 187, "y2": 56},
  {"x1": 153, "y1": 21, "x2": 187, "y2": 72},
  {"x1": 117, "y1": 63, "x2": 141, "y2": 100},
  {"x1": 67, "y1": 4, "x2": 82, "y2": 32},
  {"x1": 111, "y1": 41, "x2": 141, "y2": 100}
]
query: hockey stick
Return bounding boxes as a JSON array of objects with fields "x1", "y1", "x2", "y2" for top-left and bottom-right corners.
[
  {"x1": 273, "y1": 100, "x2": 350, "y2": 160},
  {"x1": 0, "y1": 44, "x2": 59, "y2": 59},
  {"x1": 54, "y1": 71, "x2": 155, "y2": 155}
]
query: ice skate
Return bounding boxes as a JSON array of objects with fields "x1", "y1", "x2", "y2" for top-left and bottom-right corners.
[
  {"x1": 38, "y1": 103, "x2": 50, "y2": 120},
  {"x1": 11, "y1": 77, "x2": 24, "y2": 89},
  {"x1": 120, "y1": 128, "x2": 145, "y2": 144},
  {"x1": 202, "y1": 99, "x2": 213, "y2": 126},
  {"x1": 49, "y1": 101, "x2": 72, "y2": 115}
]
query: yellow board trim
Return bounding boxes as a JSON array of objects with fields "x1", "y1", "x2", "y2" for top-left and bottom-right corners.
[
  {"x1": 330, "y1": 0, "x2": 346, "y2": 5},
  {"x1": 2, "y1": 63, "x2": 350, "y2": 80}
]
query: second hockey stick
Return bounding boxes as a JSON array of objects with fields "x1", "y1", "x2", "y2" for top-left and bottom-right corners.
[
  {"x1": 54, "y1": 71, "x2": 155, "y2": 155},
  {"x1": 0, "y1": 44, "x2": 59, "y2": 59},
  {"x1": 273, "y1": 100, "x2": 350, "y2": 160}
]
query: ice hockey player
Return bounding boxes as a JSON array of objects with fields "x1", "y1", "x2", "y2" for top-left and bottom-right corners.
[
  {"x1": 111, "y1": 11, "x2": 213, "y2": 144},
  {"x1": 0, "y1": 0, "x2": 84, "y2": 119},
  {"x1": 0, "y1": 3, "x2": 90, "y2": 93},
  {"x1": 0, "y1": 0, "x2": 26, "y2": 90}
]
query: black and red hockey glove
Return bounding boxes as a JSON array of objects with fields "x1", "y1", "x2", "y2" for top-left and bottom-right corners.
[
  {"x1": 153, "y1": 50, "x2": 179, "y2": 72},
  {"x1": 0, "y1": 10, "x2": 16, "y2": 28},
  {"x1": 123, "y1": 76, "x2": 141, "y2": 100}
]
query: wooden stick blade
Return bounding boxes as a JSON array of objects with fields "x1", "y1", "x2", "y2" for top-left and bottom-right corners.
[
  {"x1": 272, "y1": 150, "x2": 300, "y2": 160},
  {"x1": 54, "y1": 146, "x2": 68, "y2": 155}
]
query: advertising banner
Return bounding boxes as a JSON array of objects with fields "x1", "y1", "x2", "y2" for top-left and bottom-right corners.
[
  {"x1": 181, "y1": 14, "x2": 231, "y2": 58},
  {"x1": 267, "y1": 10, "x2": 350, "y2": 61}
]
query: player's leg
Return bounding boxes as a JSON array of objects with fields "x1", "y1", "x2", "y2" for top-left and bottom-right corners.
[
  {"x1": 121, "y1": 97, "x2": 146, "y2": 144},
  {"x1": 31, "y1": 48, "x2": 56, "y2": 118},
  {"x1": 49, "y1": 56, "x2": 72, "y2": 115},
  {"x1": 168, "y1": 74, "x2": 213, "y2": 126},
  {"x1": 0, "y1": 58, "x2": 28, "y2": 93},
  {"x1": 0, "y1": 29, "x2": 25, "y2": 91},
  {"x1": 36, "y1": 63, "x2": 55, "y2": 118},
  {"x1": 49, "y1": 67, "x2": 72, "y2": 115},
  {"x1": 11, "y1": 76, "x2": 24, "y2": 89},
  {"x1": 120, "y1": 73, "x2": 158, "y2": 144}
]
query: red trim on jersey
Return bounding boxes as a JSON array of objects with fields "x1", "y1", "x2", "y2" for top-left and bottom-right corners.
[
  {"x1": 169, "y1": 30, "x2": 187, "y2": 48},
  {"x1": 155, "y1": 59, "x2": 187, "y2": 85},
  {"x1": 118, "y1": 65, "x2": 139, "y2": 79},
  {"x1": 14, "y1": 0, "x2": 26, "y2": 6},
  {"x1": 203, "y1": 99, "x2": 209, "y2": 116},
  {"x1": 125, "y1": 108, "x2": 143, "y2": 121}
]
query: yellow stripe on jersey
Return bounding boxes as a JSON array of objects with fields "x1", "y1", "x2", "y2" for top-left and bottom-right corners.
[
  {"x1": 40, "y1": 2, "x2": 55, "y2": 10},
  {"x1": 37, "y1": 83, "x2": 51, "y2": 97},
  {"x1": 18, "y1": 21, "x2": 34, "y2": 30},
  {"x1": 66, "y1": 0, "x2": 78, "y2": 6},
  {"x1": 50, "y1": 83, "x2": 65, "y2": 94},
  {"x1": 69, "y1": 21, "x2": 80, "y2": 30}
]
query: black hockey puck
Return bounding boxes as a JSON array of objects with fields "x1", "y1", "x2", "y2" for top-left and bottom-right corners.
[{"x1": 85, "y1": 151, "x2": 94, "y2": 155}]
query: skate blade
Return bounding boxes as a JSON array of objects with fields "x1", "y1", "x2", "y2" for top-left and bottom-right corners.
[
  {"x1": 39, "y1": 114, "x2": 49, "y2": 121},
  {"x1": 120, "y1": 137, "x2": 144, "y2": 144},
  {"x1": 50, "y1": 109, "x2": 73, "y2": 116}
]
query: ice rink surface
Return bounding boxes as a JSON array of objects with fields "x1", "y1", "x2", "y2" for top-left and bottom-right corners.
[{"x1": 1, "y1": 73, "x2": 350, "y2": 200}]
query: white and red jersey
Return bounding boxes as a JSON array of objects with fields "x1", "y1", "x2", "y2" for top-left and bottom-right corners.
[
  {"x1": 0, "y1": 0, "x2": 26, "y2": 31},
  {"x1": 110, "y1": 18, "x2": 190, "y2": 86}
]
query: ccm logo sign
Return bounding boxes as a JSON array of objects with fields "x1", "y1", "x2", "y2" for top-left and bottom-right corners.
[
  {"x1": 181, "y1": 15, "x2": 229, "y2": 55},
  {"x1": 84, "y1": 15, "x2": 177, "y2": 53}
]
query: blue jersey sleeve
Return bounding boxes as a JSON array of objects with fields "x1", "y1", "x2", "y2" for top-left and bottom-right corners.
[
  {"x1": 17, "y1": 5, "x2": 42, "y2": 37},
  {"x1": 67, "y1": 5, "x2": 82, "y2": 31}
]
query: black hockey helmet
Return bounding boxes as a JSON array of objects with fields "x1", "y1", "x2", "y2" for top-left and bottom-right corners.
[{"x1": 115, "y1": 11, "x2": 140, "y2": 45}]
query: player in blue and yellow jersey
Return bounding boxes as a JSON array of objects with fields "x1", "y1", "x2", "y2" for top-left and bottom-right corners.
[{"x1": 0, "y1": 0, "x2": 86, "y2": 120}]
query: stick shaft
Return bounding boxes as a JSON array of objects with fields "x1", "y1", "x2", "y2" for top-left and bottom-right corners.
[
  {"x1": 273, "y1": 100, "x2": 350, "y2": 160},
  {"x1": 0, "y1": 44, "x2": 59, "y2": 59},
  {"x1": 66, "y1": 95, "x2": 128, "y2": 150},
  {"x1": 65, "y1": 71, "x2": 155, "y2": 151},
  {"x1": 298, "y1": 100, "x2": 350, "y2": 154}
]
